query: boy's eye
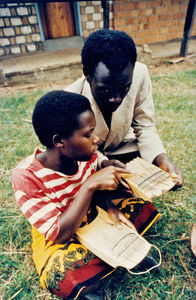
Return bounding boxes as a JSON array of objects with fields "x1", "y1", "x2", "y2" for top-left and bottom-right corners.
[{"x1": 85, "y1": 132, "x2": 93, "y2": 138}]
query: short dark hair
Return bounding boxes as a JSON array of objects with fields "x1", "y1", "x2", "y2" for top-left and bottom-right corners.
[
  {"x1": 32, "y1": 90, "x2": 92, "y2": 148},
  {"x1": 81, "y1": 29, "x2": 137, "y2": 77}
]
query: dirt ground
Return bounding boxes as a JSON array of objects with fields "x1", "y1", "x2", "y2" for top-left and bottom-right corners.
[{"x1": 0, "y1": 58, "x2": 195, "y2": 97}]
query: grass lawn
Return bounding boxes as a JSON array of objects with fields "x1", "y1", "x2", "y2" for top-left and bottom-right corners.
[{"x1": 0, "y1": 69, "x2": 195, "y2": 299}]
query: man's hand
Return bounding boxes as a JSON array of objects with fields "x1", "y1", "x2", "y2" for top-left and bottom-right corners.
[
  {"x1": 101, "y1": 159, "x2": 126, "y2": 169},
  {"x1": 107, "y1": 206, "x2": 137, "y2": 232},
  {"x1": 153, "y1": 153, "x2": 183, "y2": 188}
]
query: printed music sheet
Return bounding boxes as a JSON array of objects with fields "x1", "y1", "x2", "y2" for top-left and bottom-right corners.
[
  {"x1": 120, "y1": 157, "x2": 176, "y2": 201},
  {"x1": 76, "y1": 207, "x2": 151, "y2": 269}
]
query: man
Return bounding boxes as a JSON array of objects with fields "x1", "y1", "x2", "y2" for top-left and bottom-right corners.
[{"x1": 65, "y1": 29, "x2": 183, "y2": 187}]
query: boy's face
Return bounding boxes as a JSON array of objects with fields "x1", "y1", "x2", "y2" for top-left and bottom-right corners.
[
  {"x1": 62, "y1": 109, "x2": 99, "y2": 161},
  {"x1": 88, "y1": 61, "x2": 134, "y2": 113}
]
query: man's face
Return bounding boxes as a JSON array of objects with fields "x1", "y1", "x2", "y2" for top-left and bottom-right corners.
[{"x1": 88, "y1": 61, "x2": 134, "y2": 113}]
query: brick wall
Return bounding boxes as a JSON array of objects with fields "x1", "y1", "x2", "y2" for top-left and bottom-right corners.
[
  {"x1": 113, "y1": 0, "x2": 196, "y2": 45},
  {"x1": 79, "y1": 1, "x2": 113, "y2": 38},
  {"x1": 0, "y1": 3, "x2": 42, "y2": 56},
  {"x1": 1, "y1": 1, "x2": 195, "y2": 57}
]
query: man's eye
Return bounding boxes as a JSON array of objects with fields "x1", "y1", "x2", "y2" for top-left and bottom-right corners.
[
  {"x1": 124, "y1": 85, "x2": 131, "y2": 93},
  {"x1": 99, "y1": 88, "x2": 109, "y2": 94}
]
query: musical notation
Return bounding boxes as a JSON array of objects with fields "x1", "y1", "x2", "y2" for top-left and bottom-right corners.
[
  {"x1": 121, "y1": 158, "x2": 176, "y2": 200},
  {"x1": 77, "y1": 207, "x2": 151, "y2": 269}
]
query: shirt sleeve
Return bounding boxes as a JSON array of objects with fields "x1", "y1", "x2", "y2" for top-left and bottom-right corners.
[
  {"x1": 12, "y1": 168, "x2": 61, "y2": 241},
  {"x1": 132, "y1": 64, "x2": 166, "y2": 162}
]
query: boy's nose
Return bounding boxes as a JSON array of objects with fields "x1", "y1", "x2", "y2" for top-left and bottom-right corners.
[{"x1": 92, "y1": 134, "x2": 99, "y2": 144}]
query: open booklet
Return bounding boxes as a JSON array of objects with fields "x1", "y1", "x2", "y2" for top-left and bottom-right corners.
[
  {"x1": 76, "y1": 207, "x2": 152, "y2": 270},
  {"x1": 120, "y1": 157, "x2": 176, "y2": 201}
]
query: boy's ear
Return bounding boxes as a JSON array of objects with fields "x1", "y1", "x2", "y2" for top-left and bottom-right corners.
[{"x1": 52, "y1": 134, "x2": 64, "y2": 147}]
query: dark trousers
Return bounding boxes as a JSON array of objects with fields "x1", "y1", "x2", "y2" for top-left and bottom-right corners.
[{"x1": 107, "y1": 151, "x2": 140, "y2": 164}]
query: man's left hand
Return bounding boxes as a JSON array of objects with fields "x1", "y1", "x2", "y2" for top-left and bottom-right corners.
[{"x1": 153, "y1": 153, "x2": 183, "y2": 188}]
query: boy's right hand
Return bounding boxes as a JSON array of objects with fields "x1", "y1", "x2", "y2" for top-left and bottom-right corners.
[{"x1": 87, "y1": 166, "x2": 131, "y2": 191}]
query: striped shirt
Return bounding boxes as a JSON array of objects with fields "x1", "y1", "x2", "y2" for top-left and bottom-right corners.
[{"x1": 12, "y1": 148, "x2": 102, "y2": 241}]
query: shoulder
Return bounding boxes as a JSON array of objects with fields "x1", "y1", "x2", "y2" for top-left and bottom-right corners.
[
  {"x1": 133, "y1": 62, "x2": 149, "y2": 77},
  {"x1": 12, "y1": 149, "x2": 44, "y2": 188},
  {"x1": 12, "y1": 159, "x2": 38, "y2": 196},
  {"x1": 131, "y1": 62, "x2": 151, "y2": 90},
  {"x1": 65, "y1": 75, "x2": 87, "y2": 94},
  {"x1": 12, "y1": 154, "x2": 34, "y2": 179}
]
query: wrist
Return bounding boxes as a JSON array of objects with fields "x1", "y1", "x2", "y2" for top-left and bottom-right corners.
[
  {"x1": 81, "y1": 179, "x2": 97, "y2": 195},
  {"x1": 153, "y1": 153, "x2": 169, "y2": 167}
]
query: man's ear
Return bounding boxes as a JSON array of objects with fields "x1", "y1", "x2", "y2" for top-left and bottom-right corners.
[{"x1": 52, "y1": 134, "x2": 64, "y2": 147}]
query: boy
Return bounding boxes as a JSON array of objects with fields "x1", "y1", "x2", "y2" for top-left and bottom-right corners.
[{"x1": 12, "y1": 91, "x2": 159, "y2": 299}]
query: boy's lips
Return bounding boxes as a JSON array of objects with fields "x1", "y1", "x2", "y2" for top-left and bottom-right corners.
[{"x1": 91, "y1": 144, "x2": 98, "y2": 155}]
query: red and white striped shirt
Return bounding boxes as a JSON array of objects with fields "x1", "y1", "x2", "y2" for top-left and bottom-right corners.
[{"x1": 12, "y1": 148, "x2": 102, "y2": 241}]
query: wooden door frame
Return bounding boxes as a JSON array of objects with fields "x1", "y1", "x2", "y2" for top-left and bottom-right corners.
[{"x1": 35, "y1": 2, "x2": 82, "y2": 42}]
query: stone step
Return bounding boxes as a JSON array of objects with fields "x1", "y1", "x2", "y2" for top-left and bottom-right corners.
[
  {"x1": 1, "y1": 38, "x2": 196, "y2": 85},
  {"x1": 2, "y1": 47, "x2": 83, "y2": 84}
]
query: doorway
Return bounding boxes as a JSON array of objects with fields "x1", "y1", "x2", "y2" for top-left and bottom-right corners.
[{"x1": 39, "y1": 2, "x2": 75, "y2": 39}]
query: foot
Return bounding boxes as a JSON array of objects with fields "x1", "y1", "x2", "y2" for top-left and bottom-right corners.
[{"x1": 79, "y1": 289, "x2": 104, "y2": 300}]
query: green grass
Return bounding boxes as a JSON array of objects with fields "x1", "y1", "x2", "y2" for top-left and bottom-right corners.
[{"x1": 0, "y1": 69, "x2": 196, "y2": 299}]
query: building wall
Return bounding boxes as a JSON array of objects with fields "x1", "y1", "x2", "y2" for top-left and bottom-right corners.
[
  {"x1": 79, "y1": 1, "x2": 113, "y2": 38},
  {"x1": 0, "y1": 1, "x2": 195, "y2": 57},
  {"x1": 113, "y1": 0, "x2": 196, "y2": 45},
  {"x1": 0, "y1": 3, "x2": 42, "y2": 56}
]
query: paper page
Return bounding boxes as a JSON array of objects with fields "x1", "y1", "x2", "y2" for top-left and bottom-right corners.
[
  {"x1": 76, "y1": 207, "x2": 151, "y2": 269},
  {"x1": 121, "y1": 157, "x2": 176, "y2": 200}
]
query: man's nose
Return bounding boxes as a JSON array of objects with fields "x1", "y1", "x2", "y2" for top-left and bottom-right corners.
[{"x1": 109, "y1": 96, "x2": 122, "y2": 103}]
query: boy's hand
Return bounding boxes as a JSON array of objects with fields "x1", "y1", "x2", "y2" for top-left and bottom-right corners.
[
  {"x1": 107, "y1": 206, "x2": 137, "y2": 232},
  {"x1": 101, "y1": 159, "x2": 126, "y2": 169},
  {"x1": 87, "y1": 166, "x2": 131, "y2": 191},
  {"x1": 153, "y1": 153, "x2": 183, "y2": 188}
]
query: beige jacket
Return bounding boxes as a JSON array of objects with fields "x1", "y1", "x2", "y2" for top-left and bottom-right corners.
[{"x1": 65, "y1": 62, "x2": 166, "y2": 162}]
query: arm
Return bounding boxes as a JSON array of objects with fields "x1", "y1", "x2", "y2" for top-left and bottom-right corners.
[
  {"x1": 132, "y1": 64, "x2": 166, "y2": 163},
  {"x1": 55, "y1": 166, "x2": 131, "y2": 243},
  {"x1": 12, "y1": 164, "x2": 133, "y2": 244},
  {"x1": 132, "y1": 64, "x2": 183, "y2": 186}
]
